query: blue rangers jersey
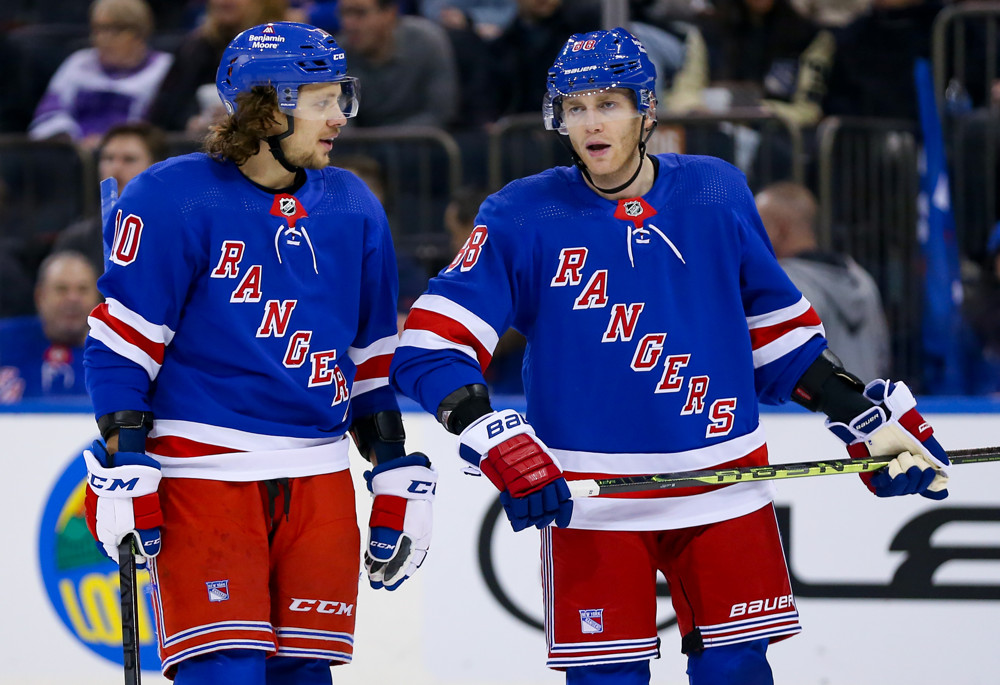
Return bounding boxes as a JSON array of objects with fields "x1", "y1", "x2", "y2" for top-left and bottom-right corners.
[
  {"x1": 392, "y1": 154, "x2": 827, "y2": 531},
  {"x1": 85, "y1": 153, "x2": 401, "y2": 481}
]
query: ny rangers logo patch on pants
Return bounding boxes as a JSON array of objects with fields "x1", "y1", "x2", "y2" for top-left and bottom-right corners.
[
  {"x1": 579, "y1": 608, "x2": 604, "y2": 633},
  {"x1": 206, "y1": 580, "x2": 230, "y2": 602}
]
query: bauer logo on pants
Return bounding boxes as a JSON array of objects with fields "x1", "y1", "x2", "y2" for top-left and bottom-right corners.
[{"x1": 38, "y1": 445, "x2": 161, "y2": 671}]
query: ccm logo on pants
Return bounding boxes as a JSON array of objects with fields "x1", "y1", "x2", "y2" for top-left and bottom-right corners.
[{"x1": 288, "y1": 598, "x2": 355, "y2": 615}]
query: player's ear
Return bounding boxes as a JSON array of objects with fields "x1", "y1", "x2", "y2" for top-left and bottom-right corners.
[
  {"x1": 644, "y1": 99, "x2": 657, "y2": 132},
  {"x1": 265, "y1": 110, "x2": 290, "y2": 137}
]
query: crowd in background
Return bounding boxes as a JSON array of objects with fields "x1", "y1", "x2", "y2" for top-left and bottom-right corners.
[{"x1": 0, "y1": 0, "x2": 999, "y2": 403}]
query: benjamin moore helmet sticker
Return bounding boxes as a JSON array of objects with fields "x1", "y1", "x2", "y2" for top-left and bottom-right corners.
[{"x1": 38, "y1": 446, "x2": 160, "y2": 670}]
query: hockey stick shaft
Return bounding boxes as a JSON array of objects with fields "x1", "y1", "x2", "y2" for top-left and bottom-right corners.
[
  {"x1": 118, "y1": 538, "x2": 141, "y2": 685},
  {"x1": 100, "y1": 177, "x2": 118, "y2": 269},
  {"x1": 567, "y1": 446, "x2": 1000, "y2": 498}
]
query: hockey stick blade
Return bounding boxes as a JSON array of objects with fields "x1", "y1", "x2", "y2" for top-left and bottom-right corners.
[
  {"x1": 566, "y1": 446, "x2": 1000, "y2": 498},
  {"x1": 118, "y1": 538, "x2": 141, "y2": 685}
]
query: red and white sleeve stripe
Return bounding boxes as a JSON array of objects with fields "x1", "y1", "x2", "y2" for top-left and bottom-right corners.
[
  {"x1": 347, "y1": 334, "x2": 397, "y2": 396},
  {"x1": 87, "y1": 298, "x2": 176, "y2": 379},
  {"x1": 398, "y1": 294, "x2": 500, "y2": 372},
  {"x1": 746, "y1": 296, "x2": 824, "y2": 368}
]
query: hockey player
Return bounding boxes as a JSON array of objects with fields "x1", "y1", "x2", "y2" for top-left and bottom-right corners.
[
  {"x1": 391, "y1": 27, "x2": 950, "y2": 685},
  {"x1": 82, "y1": 22, "x2": 436, "y2": 684}
]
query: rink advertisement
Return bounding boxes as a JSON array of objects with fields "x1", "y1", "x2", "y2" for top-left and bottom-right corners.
[{"x1": 3, "y1": 405, "x2": 999, "y2": 685}]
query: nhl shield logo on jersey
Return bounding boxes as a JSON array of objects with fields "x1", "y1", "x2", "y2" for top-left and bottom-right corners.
[
  {"x1": 579, "y1": 608, "x2": 604, "y2": 634},
  {"x1": 613, "y1": 197, "x2": 657, "y2": 229},
  {"x1": 269, "y1": 193, "x2": 309, "y2": 228}
]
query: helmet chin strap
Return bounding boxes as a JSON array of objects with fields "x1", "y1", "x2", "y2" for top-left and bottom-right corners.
[
  {"x1": 265, "y1": 113, "x2": 301, "y2": 174},
  {"x1": 562, "y1": 115, "x2": 658, "y2": 196}
]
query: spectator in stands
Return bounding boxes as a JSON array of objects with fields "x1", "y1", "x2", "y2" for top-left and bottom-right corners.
[
  {"x1": 490, "y1": 0, "x2": 685, "y2": 106},
  {"x1": 0, "y1": 179, "x2": 36, "y2": 318},
  {"x1": 790, "y1": 0, "x2": 870, "y2": 27},
  {"x1": 823, "y1": 0, "x2": 942, "y2": 122},
  {"x1": 53, "y1": 123, "x2": 168, "y2": 273},
  {"x1": 756, "y1": 181, "x2": 890, "y2": 382},
  {"x1": 287, "y1": 0, "x2": 342, "y2": 31},
  {"x1": 421, "y1": 0, "x2": 516, "y2": 40},
  {"x1": 632, "y1": 0, "x2": 704, "y2": 22},
  {"x1": 487, "y1": 0, "x2": 600, "y2": 117},
  {"x1": 147, "y1": 0, "x2": 288, "y2": 134},
  {"x1": 0, "y1": 251, "x2": 34, "y2": 319},
  {"x1": 0, "y1": 251, "x2": 100, "y2": 404},
  {"x1": 0, "y1": 33, "x2": 24, "y2": 133},
  {"x1": 962, "y1": 223, "x2": 1000, "y2": 395},
  {"x1": 330, "y1": 153, "x2": 430, "y2": 329},
  {"x1": 28, "y1": 0, "x2": 174, "y2": 150},
  {"x1": 443, "y1": 185, "x2": 525, "y2": 394},
  {"x1": 337, "y1": 0, "x2": 459, "y2": 127},
  {"x1": 664, "y1": 0, "x2": 833, "y2": 129}
]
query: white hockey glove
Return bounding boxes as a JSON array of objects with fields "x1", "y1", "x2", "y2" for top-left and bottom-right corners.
[
  {"x1": 459, "y1": 409, "x2": 573, "y2": 532},
  {"x1": 825, "y1": 380, "x2": 950, "y2": 499},
  {"x1": 83, "y1": 439, "x2": 163, "y2": 566},
  {"x1": 363, "y1": 453, "x2": 437, "y2": 591}
]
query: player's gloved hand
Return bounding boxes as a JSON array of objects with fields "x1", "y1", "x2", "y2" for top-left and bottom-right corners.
[
  {"x1": 83, "y1": 439, "x2": 163, "y2": 566},
  {"x1": 825, "y1": 379, "x2": 950, "y2": 499},
  {"x1": 459, "y1": 409, "x2": 573, "y2": 532},
  {"x1": 363, "y1": 453, "x2": 437, "y2": 591}
]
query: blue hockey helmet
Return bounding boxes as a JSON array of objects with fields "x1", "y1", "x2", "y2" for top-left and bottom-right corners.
[
  {"x1": 216, "y1": 22, "x2": 359, "y2": 118},
  {"x1": 543, "y1": 27, "x2": 656, "y2": 134}
]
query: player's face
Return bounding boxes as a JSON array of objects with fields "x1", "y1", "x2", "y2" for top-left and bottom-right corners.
[
  {"x1": 98, "y1": 134, "x2": 154, "y2": 191},
  {"x1": 564, "y1": 89, "x2": 646, "y2": 184},
  {"x1": 281, "y1": 83, "x2": 349, "y2": 170},
  {"x1": 35, "y1": 256, "x2": 100, "y2": 346}
]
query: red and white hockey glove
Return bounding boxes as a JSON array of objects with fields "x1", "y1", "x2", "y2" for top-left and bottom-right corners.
[
  {"x1": 83, "y1": 440, "x2": 163, "y2": 566},
  {"x1": 363, "y1": 453, "x2": 437, "y2": 591},
  {"x1": 459, "y1": 409, "x2": 573, "y2": 532},
  {"x1": 825, "y1": 380, "x2": 950, "y2": 499}
]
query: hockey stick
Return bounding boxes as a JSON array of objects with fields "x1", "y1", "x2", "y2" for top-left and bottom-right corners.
[
  {"x1": 103, "y1": 170, "x2": 139, "y2": 685},
  {"x1": 100, "y1": 176, "x2": 118, "y2": 269},
  {"x1": 118, "y1": 538, "x2": 141, "y2": 685},
  {"x1": 566, "y1": 446, "x2": 1000, "y2": 498}
]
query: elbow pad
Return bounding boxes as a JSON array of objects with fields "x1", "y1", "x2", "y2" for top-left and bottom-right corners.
[
  {"x1": 96, "y1": 410, "x2": 153, "y2": 453},
  {"x1": 437, "y1": 384, "x2": 493, "y2": 434},
  {"x1": 791, "y1": 349, "x2": 872, "y2": 424},
  {"x1": 350, "y1": 411, "x2": 406, "y2": 464}
]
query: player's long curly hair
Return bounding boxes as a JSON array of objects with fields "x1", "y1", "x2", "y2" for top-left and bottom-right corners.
[{"x1": 203, "y1": 87, "x2": 280, "y2": 165}]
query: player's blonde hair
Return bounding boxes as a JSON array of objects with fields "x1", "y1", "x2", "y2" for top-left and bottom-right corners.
[{"x1": 203, "y1": 87, "x2": 280, "y2": 166}]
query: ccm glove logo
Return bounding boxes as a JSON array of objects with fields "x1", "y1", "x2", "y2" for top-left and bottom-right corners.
[
  {"x1": 88, "y1": 474, "x2": 141, "y2": 492},
  {"x1": 407, "y1": 480, "x2": 436, "y2": 495},
  {"x1": 486, "y1": 413, "x2": 524, "y2": 438}
]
